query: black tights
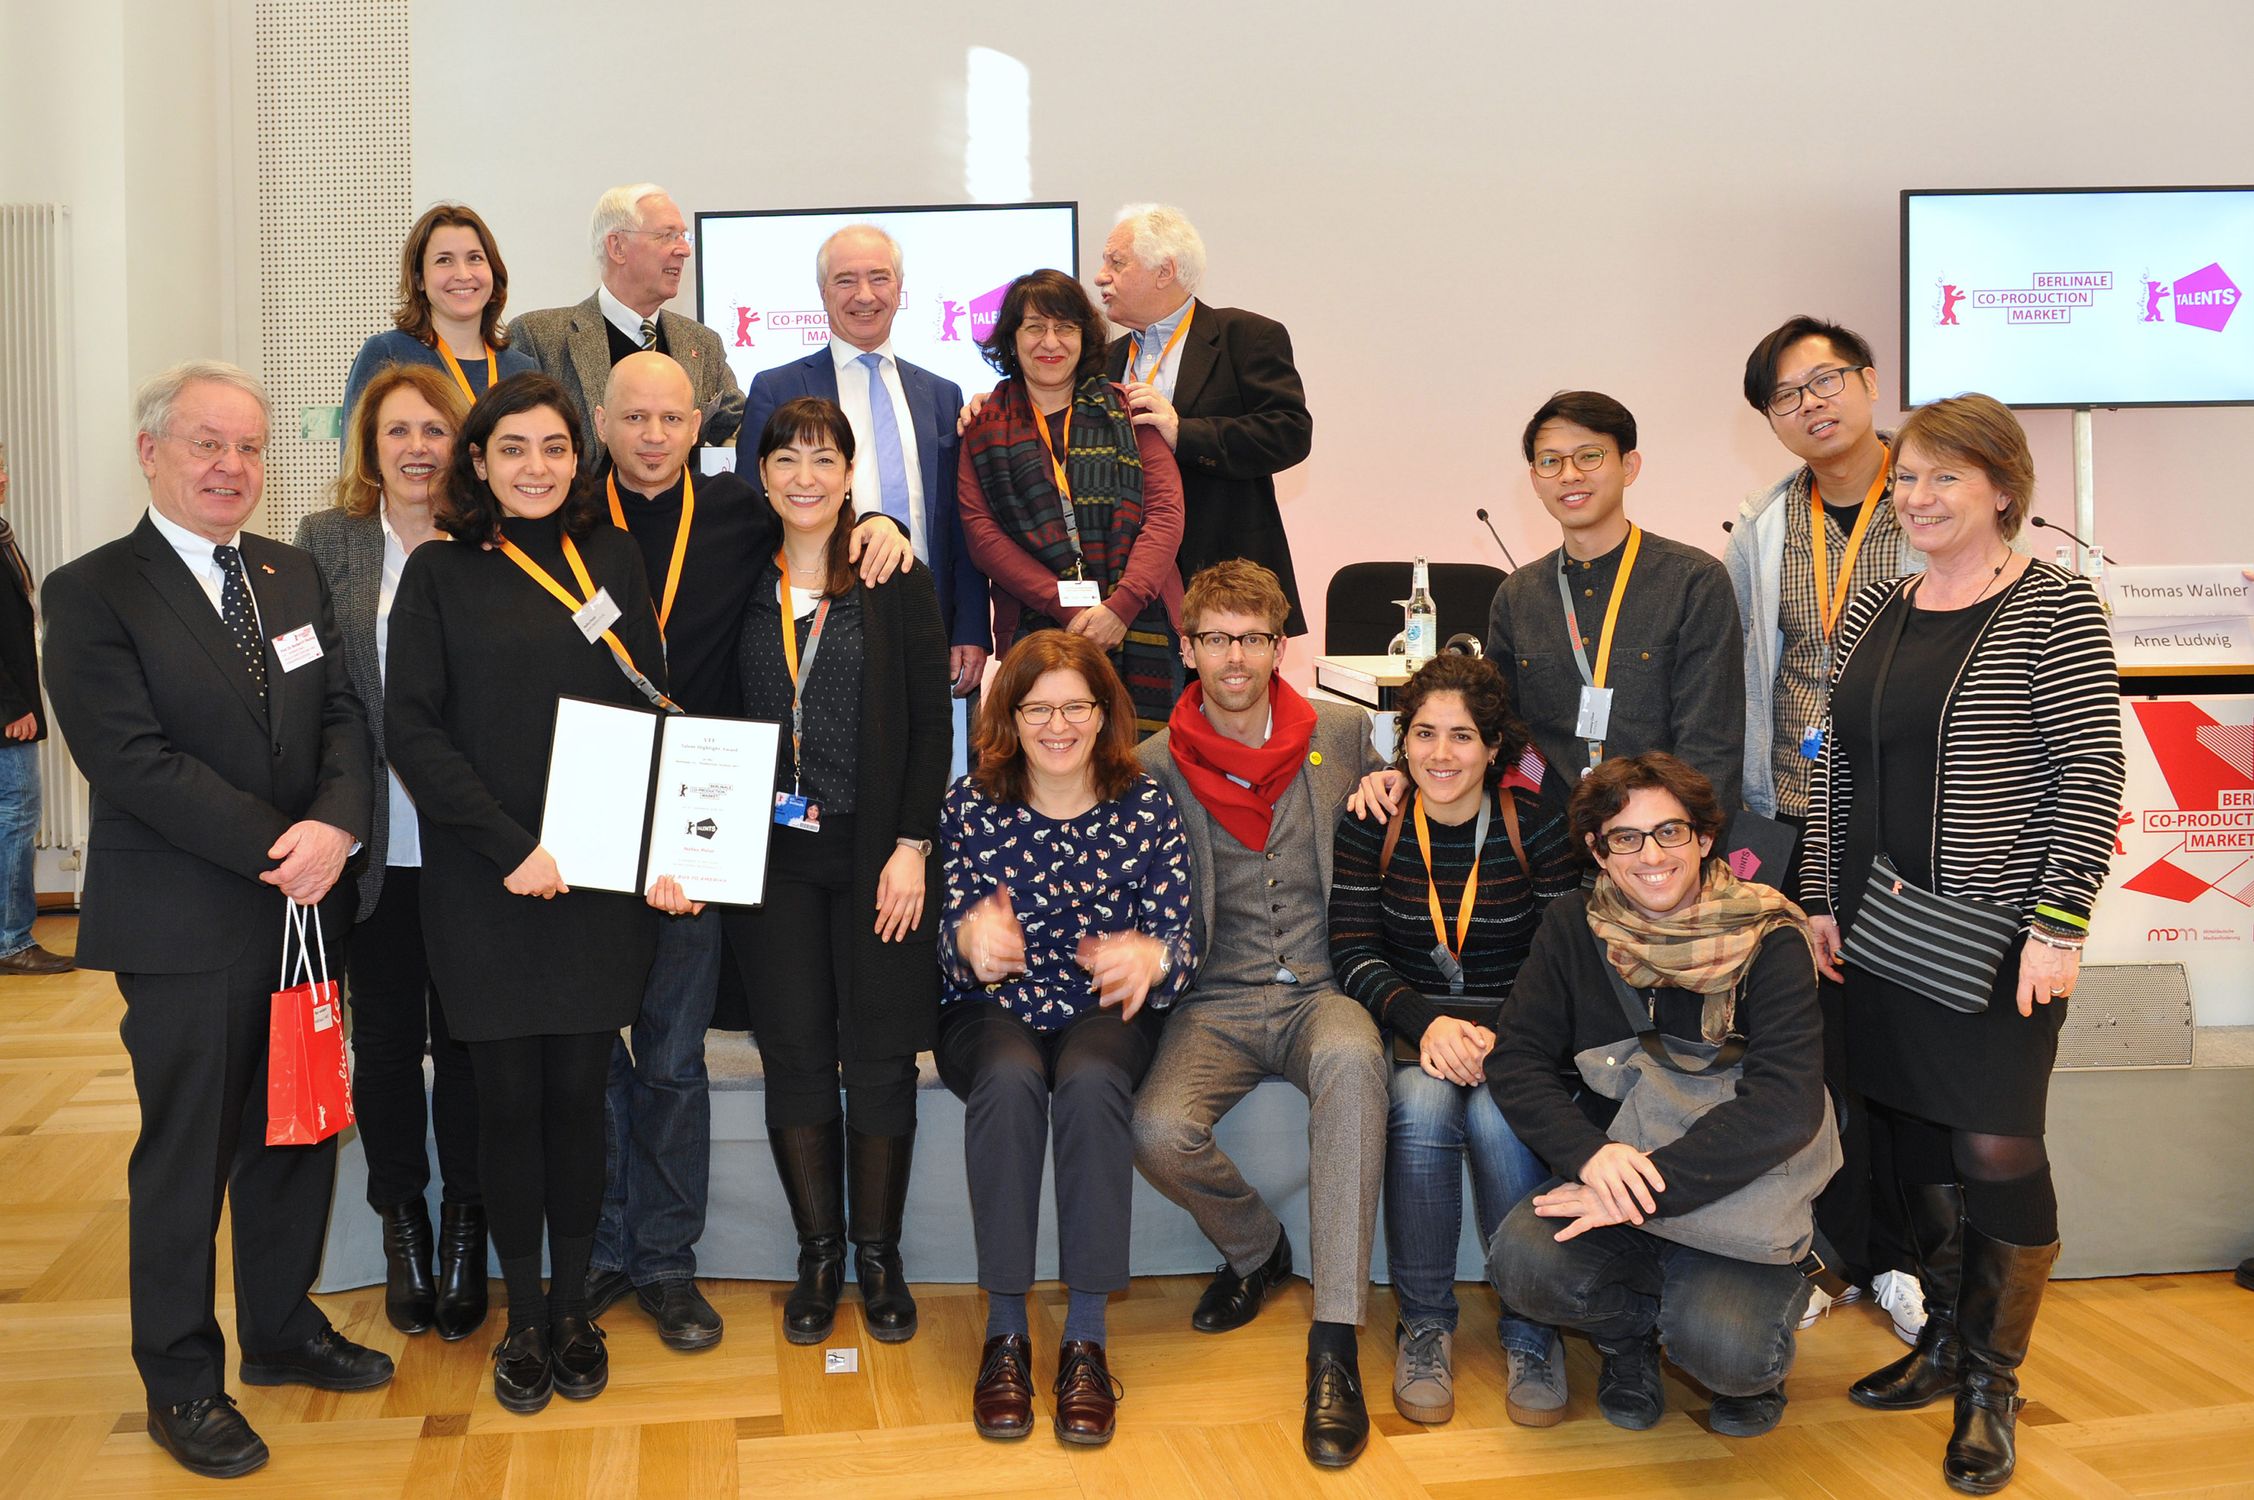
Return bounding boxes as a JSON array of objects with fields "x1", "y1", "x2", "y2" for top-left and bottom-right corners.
[
  {"x1": 1870, "y1": 1100, "x2": 2057, "y2": 1245},
  {"x1": 467, "y1": 1031, "x2": 614, "y2": 1331}
]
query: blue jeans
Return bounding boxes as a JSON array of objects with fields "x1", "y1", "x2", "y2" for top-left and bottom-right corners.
[
  {"x1": 0, "y1": 741, "x2": 38, "y2": 955},
  {"x1": 1488, "y1": 1188, "x2": 1811, "y2": 1397},
  {"x1": 1387, "y1": 1060, "x2": 1553, "y2": 1356},
  {"x1": 592, "y1": 909, "x2": 720, "y2": 1284}
]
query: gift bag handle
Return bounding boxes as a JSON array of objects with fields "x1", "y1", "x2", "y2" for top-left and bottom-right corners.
[{"x1": 278, "y1": 900, "x2": 330, "y2": 990}]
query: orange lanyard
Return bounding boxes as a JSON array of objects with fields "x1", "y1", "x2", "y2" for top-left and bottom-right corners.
[
  {"x1": 1810, "y1": 451, "x2": 1889, "y2": 642},
  {"x1": 1126, "y1": 303, "x2": 1195, "y2": 385},
  {"x1": 606, "y1": 470, "x2": 694, "y2": 633},
  {"x1": 1413, "y1": 792, "x2": 1482, "y2": 960},
  {"x1": 775, "y1": 550, "x2": 832, "y2": 779},
  {"x1": 435, "y1": 337, "x2": 495, "y2": 404},
  {"x1": 1031, "y1": 403, "x2": 1073, "y2": 501},
  {"x1": 495, "y1": 533, "x2": 656, "y2": 686}
]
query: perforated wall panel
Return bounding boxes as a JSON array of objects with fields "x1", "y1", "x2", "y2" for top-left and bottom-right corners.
[
  {"x1": 251, "y1": 0, "x2": 412, "y2": 540},
  {"x1": 2054, "y1": 963, "x2": 2196, "y2": 1070}
]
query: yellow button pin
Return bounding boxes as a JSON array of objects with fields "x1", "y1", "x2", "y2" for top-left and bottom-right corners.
[{"x1": 1309, "y1": 751, "x2": 1323, "y2": 766}]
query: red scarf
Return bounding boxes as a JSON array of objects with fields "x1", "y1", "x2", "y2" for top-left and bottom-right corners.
[{"x1": 1167, "y1": 676, "x2": 1319, "y2": 852}]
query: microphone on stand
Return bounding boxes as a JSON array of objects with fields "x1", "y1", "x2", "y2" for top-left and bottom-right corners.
[
  {"x1": 2030, "y1": 513, "x2": 2120, "y2": 562},
  {"x1": 1474, "y1": 508, "x2": 1520, "y2": 571}
]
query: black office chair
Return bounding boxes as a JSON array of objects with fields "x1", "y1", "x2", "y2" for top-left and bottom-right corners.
[{"x1": 1323, "y1": 561, "x2": 1506, "y2": 657}]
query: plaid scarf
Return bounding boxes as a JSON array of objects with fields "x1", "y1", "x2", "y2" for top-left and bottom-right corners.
[
  {"x1": 964, "y1": 374, "x2": 1179, "y2": 733},
  {"x1": 1585, "y1": 863, "x2": 1813, "y2": 1042}
]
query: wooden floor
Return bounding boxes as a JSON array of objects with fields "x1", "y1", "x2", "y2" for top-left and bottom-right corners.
[{"x1": 3, "y1": 916, "x2": 2250, "y2": 1499}]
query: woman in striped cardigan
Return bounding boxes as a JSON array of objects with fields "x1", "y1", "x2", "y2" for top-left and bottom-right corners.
[{"x1": 1801, "y1": 394, "x2": 2123, "y2": 1495}]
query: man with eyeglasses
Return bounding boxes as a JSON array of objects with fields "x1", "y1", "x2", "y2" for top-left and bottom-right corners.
[
  {"x1": 42, "y1": 361, "x2": 389, "y2": 1478},
  {"x1": 1725, "y1": 317, "x2": 1925, "y2": 1343},
  {"x1": 1483, "y1": 391, "x2": 1744, "y2": 813},
  {"x1": 1132, "y1": 560, "x2": 1389, "y2": 1469},
  {"x1": 509, "y1": 182, "x2": 745, "y2": 447}
]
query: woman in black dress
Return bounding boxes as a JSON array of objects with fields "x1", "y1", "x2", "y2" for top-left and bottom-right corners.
[
  {"x1": 387, "y1": 372, "x2": 674, "y2": 1416},
  {"x1": 1802, "y1": 394, "x2": 2123, "y2": 1494},
  {"x1": 721, "y1": 397, "x2": 952, "y2": 1348}
]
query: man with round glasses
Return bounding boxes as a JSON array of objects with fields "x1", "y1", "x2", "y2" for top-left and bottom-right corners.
[
  {"x1": 1132, "y1": 559, "x2": 1390, "y2": 1468},
  {"x1": 1725, "y1": 317, "x2": 1926, "y2": 1345},
  {"x1": 1482, "y1": 391, "x2": 1744, "y2": 813}
]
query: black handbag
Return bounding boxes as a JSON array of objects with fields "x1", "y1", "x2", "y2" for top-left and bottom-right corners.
[{"x1": 1837, "y1": 581, "x2": 2021, "y2": 1014}]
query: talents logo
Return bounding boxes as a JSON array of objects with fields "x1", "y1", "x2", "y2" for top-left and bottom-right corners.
[
  {"x1": 2137, "y1": 262, "x2": 2240, "y2": 332},
  {"x1": 938, "y1": 282, "x2": 1014, "y2": 344}
]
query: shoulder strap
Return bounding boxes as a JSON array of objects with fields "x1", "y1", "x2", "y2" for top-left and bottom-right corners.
[
  {"x1": 1379, "y1": 801, "x2": 1407, "y2": 874},
  {"x1": 1497, "y1": 787, "x2": 1529, "y2": 877},
  {"x1": 1588, "y1": 925, "x2": 1747, "y2": 1075}
]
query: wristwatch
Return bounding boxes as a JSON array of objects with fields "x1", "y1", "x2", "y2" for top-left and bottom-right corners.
[{"x1": 896, "y1": 837, "x2": 934, "y2": 858}]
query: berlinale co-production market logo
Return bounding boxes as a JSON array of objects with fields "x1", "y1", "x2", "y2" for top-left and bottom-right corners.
[{"x1": 1931, "y1": 262, "x2": 2238, "y2": 330}]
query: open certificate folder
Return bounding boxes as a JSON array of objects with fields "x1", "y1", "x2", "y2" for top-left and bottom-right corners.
[{"x1": 538, "y1": 696, "x2": 781, "y2": 905}]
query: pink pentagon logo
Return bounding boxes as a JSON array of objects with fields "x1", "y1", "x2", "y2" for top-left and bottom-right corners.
[
  {"x1": 2170, "y1": 262, "x2": 2239, "y2": 332},
  {"x1": 967, "y1": 282, "x2": 1014, "y2": 345}
]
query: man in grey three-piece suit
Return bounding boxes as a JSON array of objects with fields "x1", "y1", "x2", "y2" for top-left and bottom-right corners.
[
  {"x1": 1133, "y1": 560, "x2": 1387, "y2": 1471},
  {"x1": 507, "y1": 182, "x2": 745, "y2": 448}
]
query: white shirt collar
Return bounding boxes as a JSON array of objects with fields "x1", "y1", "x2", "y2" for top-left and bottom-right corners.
[
  {"x1": 830, "y1": 337, "x2": 898, "y2": 374},
  {"x1": 599, "y1": 284, "x2": 656, "y2": 343},
  {"x1": 146, "y1": 504, "x2": 239, "y2": 568}
]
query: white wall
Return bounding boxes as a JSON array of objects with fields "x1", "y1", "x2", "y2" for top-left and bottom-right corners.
[{"x1": 405, "y1": 0, "x2": 2248, "y2": 645}]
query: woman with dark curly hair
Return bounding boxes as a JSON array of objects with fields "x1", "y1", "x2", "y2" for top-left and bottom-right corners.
[
  {"x1": 385, "y1": 371, "x2": 675, "y2": 1416},
  {"x1": 957, "y1": 268, "x2": 1185, "y2": 736},
  {"x1": 1328, "y1": 652, "x2": 1582, "y2": 1429}
]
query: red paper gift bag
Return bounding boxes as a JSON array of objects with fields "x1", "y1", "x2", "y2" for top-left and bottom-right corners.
[{"x1": 267, "y1": 900, "x2": 354, "y2": 1146}]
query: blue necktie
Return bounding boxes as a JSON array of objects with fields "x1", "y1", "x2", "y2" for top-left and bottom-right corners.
[{"x1": 858, "y1": 351, "x2": 911, "y2": 530}]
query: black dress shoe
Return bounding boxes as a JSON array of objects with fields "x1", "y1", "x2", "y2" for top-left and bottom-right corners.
[
  {"x1": 378, "y1": 1199, "x2": 437, "y2": 1334},
  {"x1": 1191, "y1": 1230, "x2": 1292, "y2": 1333},
  {"x1": 239, "y1": 1327, "x2": 395, "y2": 1391},
  {"x1": 147, "y1": 1393, "x2": 268, "y2": 1479},
  {"x1": 0, "y1": 942, "x2": 74, "y2": 975},
  {"x1": 493, "y1": 1324, "x2": 553, "y2": 1414},
  {"x1": 636, "y1": 1279, "x2": 723, "y2": 1351},
  {"x1": 550, "y1": 1314, "x2": 609, "y2": 1401},
  {"x1": 584, "y1": 1265, "x2": 635, "y2": 1321},
  {"x1": 1303, "y1": 1351, "x2": 1370, "y2": 1468},
  {"x1": 433, "y1": 1202, "x2": 490, "y2": 1342}
]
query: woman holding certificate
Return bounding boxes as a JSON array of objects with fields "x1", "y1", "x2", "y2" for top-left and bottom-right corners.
[
  {"x1": 722, "y1": 397, "x2": 952, "y2": 1348},
  {"x1": 958, "y1": 269, "x2": 1185, "y2": 737},
  {"x1": 343, "y1": 202, "x2": 534, "y2": 429},
  {"x1": 386, "y1": 371, "x2": 671, "y2": 1416}
]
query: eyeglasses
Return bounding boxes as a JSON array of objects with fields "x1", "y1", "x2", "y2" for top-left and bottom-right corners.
[
  {"x1": 1597, "y1": 819, "x2": 1697, "y2": 855},
  {"x1": 1018, "y1": 318, "x2": 1081, "y2": 341},
  {"x1": 622, "y1": 227, "x2": 693, "y2": 249},
  {"x1": 1530, "y1": 446, "x2": 1611, "y2": 478},
  {"x1": 1190, "y1": 630, "x2": 1280, "y2": 656},
  {"x1": 161, "y1": 431, "x2": 266, "y2": 463},
  {"x1": 1766, "y1": 365, "x2": 1867, "y2": 417},
  {"x1": 1016, "y1": 699, "x2": 1100, "y2": 726}
]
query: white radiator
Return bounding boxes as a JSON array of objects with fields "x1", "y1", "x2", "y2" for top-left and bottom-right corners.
[{"x1": 0, "y1": 201, "x2": 87, "y2": 855}]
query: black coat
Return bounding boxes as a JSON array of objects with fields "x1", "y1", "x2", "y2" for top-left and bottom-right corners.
[
  {"x1": 718, "y1": 564, "x2": 951, "y2": 1057},
  {"x1": 42, "y1": 516, "x2": 371, "y2": 971},
  {"x1": 1106, "y1": 300, "x2": 1313, "y2": 634},
  {"x1": 0, "y1": 524, "x2": 44, "y2": 739},
  {"x1": 385, "y1": 512, "x2": 663, "y2": 1040}
]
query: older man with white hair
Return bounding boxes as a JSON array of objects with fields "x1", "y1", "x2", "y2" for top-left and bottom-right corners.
[
  {"x1": 509, "y1": 182, "x2": 744, "y2": 445},
  {"x1": 1097, "y1": 204, "x2": 1313, "y2": 634}
]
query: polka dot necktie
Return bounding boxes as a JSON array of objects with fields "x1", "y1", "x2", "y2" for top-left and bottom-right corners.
[{"x1": 212, "y1": 544, "x2": 267, "y2": 702}]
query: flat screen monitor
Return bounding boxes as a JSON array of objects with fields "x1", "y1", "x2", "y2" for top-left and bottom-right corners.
[
  {"x1": 693, "y1": 202, "x2": 1079, "y2": 407},
  {"x1": 1901, "y1": 186, "x2": 2254, "y2": 409}
]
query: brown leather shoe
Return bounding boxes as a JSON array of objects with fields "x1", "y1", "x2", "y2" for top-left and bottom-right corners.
[
  {"x1": 971, "y1": 1333, "x2": 1034, "y2": 1440},
  {"x1": 0, "y1": 943, "x2": 73, "y2": 975},
  {"x1": 1052, "y1": 1340, "x2": 1122, "y2": 1445}
]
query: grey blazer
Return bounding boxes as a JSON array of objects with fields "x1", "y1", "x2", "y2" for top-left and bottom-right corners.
[
  {"x1": 505, "y1": 292, "x2": 745, "y2": 446},
  {"x1": 293, "y1": 506, "x2": 392, "y2": 922},
  {"x1": 1136, "y1": 698, "x2": 1382, "y2": 980}
]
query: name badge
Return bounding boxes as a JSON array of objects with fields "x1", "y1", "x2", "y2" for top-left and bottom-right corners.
[
  {"x1": 1430, "y1": 943, "x2": 1465, "y2": 998},
  {"x1": 1798, "y1": 724, "x2": 1825, "y2": 761},
  {"x1": 271, "y1": 623, "x2": 324, "y2": 673},
  {"x1": 572, "y1": 587, "x2": 622, "y2": 643},
  {"x1": 773, "y1": 791, "x2": 821, "y2": 831},
  {"x1": 1574, "y1": 684, "x2": 1614, "y2": 741},
  {"x1": 1057, "y1": 578, "x2": 1103, "y2": 609}
]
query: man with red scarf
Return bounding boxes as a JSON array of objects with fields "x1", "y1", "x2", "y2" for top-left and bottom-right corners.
[{"x1": 1132, "y1": 560, "x2": 1388, "y2": 1469}]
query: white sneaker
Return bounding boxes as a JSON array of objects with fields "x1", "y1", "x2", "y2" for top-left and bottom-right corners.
[
  {"x1": 1869, "y1": 1270, "x2": 1926, "y2": 1345},
  {"x1": 1796, "y1": 1283, "x2": 1834, "y2": 1330}
]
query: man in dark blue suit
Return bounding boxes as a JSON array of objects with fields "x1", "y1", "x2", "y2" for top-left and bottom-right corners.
[{"x1": 737, "y1": 224, "x2": 990, "y2": 700}]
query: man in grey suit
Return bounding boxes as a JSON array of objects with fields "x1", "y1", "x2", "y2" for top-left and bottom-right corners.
[
  {"x1": 507, "y1": 183, "x2": 744, "y2": 447},
  {"x1": 1133, "y1": 559, "x2": 1388, "y2": 1470}
]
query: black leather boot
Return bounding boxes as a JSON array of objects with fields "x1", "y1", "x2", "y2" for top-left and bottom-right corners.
[
  {"x1": 433, "y1": 1202, "x2": 491, "y2": 1342},
  {"x1": 847, "y1": 1125, "x2": 918, "y2": 1343},
  {"x1": 378, "y1": 1199, "x2": 436, "y2": 1334},
  {"x1": 1944, "y1": 1225, "x2": 2058, "y2": 1495},
  {"x1": 770, "y1": 1120, "x2": 845, "y2": 1345},
  {"x1": 1852, "y1": 1182, "x2": 1965, "y2": 1410}
]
